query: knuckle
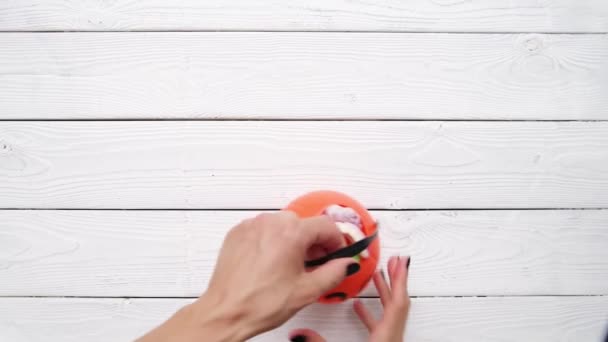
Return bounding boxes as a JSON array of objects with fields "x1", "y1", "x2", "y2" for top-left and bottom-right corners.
[
  {"x1": 237, "y1": 217, "x2": 253, "y2": 228},
  {"x1": 225, "y1": 225, "x2": 242, "y2": 241},
  {"x1": 281, "y1": 210, "x2": 299, "y2": 222},
  {"x1": 282, "y1": 229, "x2": 301, "y2": 246},
  {"x1": 393, "y1": 296, "x2": 411, "y2": 311},
  {"x1": 317, "y1": 215, "x2": 335, "y2": 227},
  {"x1": 253, "y1": 211, "x2": 298, "y2": 228},
  {"x1": 253, "y1": 212, "x2": 275, "y2": 225},
  {"x1": 321, "y1": 216, "x2": 341, "y2": 233},
  {"x1": 227, "y1": 217, "x2": 256, "y2": 240},
  {"x1": 278, "y1": 212, "x2": 299, "y2": 229}
]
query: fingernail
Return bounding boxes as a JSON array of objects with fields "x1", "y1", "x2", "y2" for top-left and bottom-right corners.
[
  {"x1": 406, "y1": 257, "x2": 411, "y2": 269},
  {"x1": 290, "y1": 336, "x2": 307, "y2": 342},
  {"x1": 346, "y1": 263, "x2": 360, "y2": 276}
]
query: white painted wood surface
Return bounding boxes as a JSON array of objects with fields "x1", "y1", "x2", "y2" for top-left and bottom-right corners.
[
  {"x1": 1, "y1": 210, "x2": 607, "y2": 297},
  {"x1": 1, "y1": 121, "x2": 608, "y2": 209},
  {"x1": 1, "y1": 297, "x2": 606, "y2": 342},
  {"x1": 1, "y1": 33, "x2": 607, "y2": 120},
  {"x1": 1, "y1": 2, "x2": 607, "y2": 341},
  {"x1": 1, "y1": 0, "x2": 607, "y2": 32}
]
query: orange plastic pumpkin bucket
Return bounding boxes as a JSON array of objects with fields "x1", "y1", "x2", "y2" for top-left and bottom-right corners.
[{"x1": 285, "y1": 191, "x2": 380, "y2": 303}]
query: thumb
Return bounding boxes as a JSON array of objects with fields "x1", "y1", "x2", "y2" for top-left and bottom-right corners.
[
  {"x1": 297, "y1": 258, "x2": 356, "y2": 304},
  {"x1": 290, "y1": 329, "x2": 327, "y2": 342}
]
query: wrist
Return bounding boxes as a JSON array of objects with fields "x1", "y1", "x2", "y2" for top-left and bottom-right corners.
[{"x1": 189, "y1": 294, "x2": 257, "y2": 342}]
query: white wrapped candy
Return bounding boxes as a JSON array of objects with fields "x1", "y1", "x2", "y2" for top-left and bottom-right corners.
[
  {"x1": 324, "y1": 204, "x2": 362, "y2": 227},
  {"x1": 323, "y1": 204, "x2": 369, "y2": 259}
]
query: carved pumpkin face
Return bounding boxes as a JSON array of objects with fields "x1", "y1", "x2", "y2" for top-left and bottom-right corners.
[{"x1": 285, "y1": 191, "x2": 380, "y2": 304}]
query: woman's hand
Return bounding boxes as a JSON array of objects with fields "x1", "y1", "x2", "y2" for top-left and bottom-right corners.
[
  {"x1": 137, "y1": 211, "x2": 357, "y2": 342},
  {"x1": 289, "y1": 256, "x2": 411, "y2": 342}
]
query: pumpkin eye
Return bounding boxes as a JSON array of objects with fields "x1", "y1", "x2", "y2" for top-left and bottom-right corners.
[{"x1": 324, "y1": 292, "x2": 347, "y2": 301}]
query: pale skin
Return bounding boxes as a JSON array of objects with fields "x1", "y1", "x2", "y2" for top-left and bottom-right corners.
[{"x1": 137, "y1": 211, "x2": 410, "y2": 342}]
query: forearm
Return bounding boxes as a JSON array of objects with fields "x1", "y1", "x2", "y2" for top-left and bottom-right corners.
[{"x1": 136, "y1": 298, "x2": 253, "y2": 342}]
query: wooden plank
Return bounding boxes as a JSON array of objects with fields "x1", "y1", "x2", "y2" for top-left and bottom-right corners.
[
  {"x1": 1, "y1": 210, "x2": 606, "y2": 297},
  {"x1": 0, "y1": 1, "x2": 607, "y2": 32},
  {"x1": 1, "y1": 121, "x2": 608, "y2": 209},
  {"x1": 1, "y1": 33, "x2": 607, "y2": 120},
  {"x1": 0, "y1": 297, "x2": 606, "y2": 342}
]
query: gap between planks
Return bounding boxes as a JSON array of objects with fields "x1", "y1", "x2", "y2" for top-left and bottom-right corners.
[
  {"x1": 1, "y1": 0, "x2": 606, "y2": 33},
  {"x1": 1, "y1": 31, "x2": 608, "y2": 34},
  {"x1": 2, "y1": 295, "x2": 606, "y2": 299},
  {"x1": 2, "y1": 208, "x2": 608, "y2": 211},
  {"x1": 1, "y1": 119, "x2": 608, "y2": 122}
]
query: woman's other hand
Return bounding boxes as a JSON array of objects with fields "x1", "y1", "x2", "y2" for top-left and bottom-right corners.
[{"x1": 289, "y1": 256, "x2": 411, "y2": 342}]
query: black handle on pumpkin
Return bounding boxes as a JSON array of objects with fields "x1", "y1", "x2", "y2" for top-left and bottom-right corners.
[{"x1": 304, "y1": 230, "x2": 378, "y2": 268}]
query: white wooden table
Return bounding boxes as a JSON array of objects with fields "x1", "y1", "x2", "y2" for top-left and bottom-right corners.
[{"x1": 1, "y1": 1, "x2": 608, "y2": 341}]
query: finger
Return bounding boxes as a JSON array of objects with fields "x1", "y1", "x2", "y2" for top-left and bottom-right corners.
[
  {"x1": 373, "y1": 269, "x2": 391, "y2": 307},
  {"x1": 381, "y1": 258, "x2": 410, "y2": 340},
  {"x1": 295, "y1": 258, "x2": 354, "y2": 305},
  {"x1": 392, "y1": 256, "x2": 409, "y2": 301},
  {"x1": 306, "y1": 245, "x2": 327, "y2": 261},
  {"x1": 250, "y1": 211, "x2": 298, "y2": 235},
  {"x1": 289, "y1": 329, "x2": 327, "y2": 342},
  {"x1": 272, "y1": 210, "x2": 300, "y2": 226},
  {"x1": 387, "y1": 256, "x2": 400, "y2": 289},
  {"x1": 403, "y1": 256, "x2": 411, "y2": 294},
  {"x1": 353, "y1": 299, "x2": 377, "y2": 332},
  {"x1": 298, "y1": 216, "x2": 345, "y2": 253}
]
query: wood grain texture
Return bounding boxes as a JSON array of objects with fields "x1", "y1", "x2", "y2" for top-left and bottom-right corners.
[
  {"x1": 1, "y1": 33, "x2": 607, "y2": 120},
  {"x1": 1, "y1": 210, "x2": 607, "y2": 297},
  {"x1": 1, "y1": 121, "x2": 608, "y2": 209},
  {"x1": 1, "y1": 297, "x2": 606, "y2": 342},
  {"x1": 0, "y1": 0, "x2": 607, "y2": 32}
]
